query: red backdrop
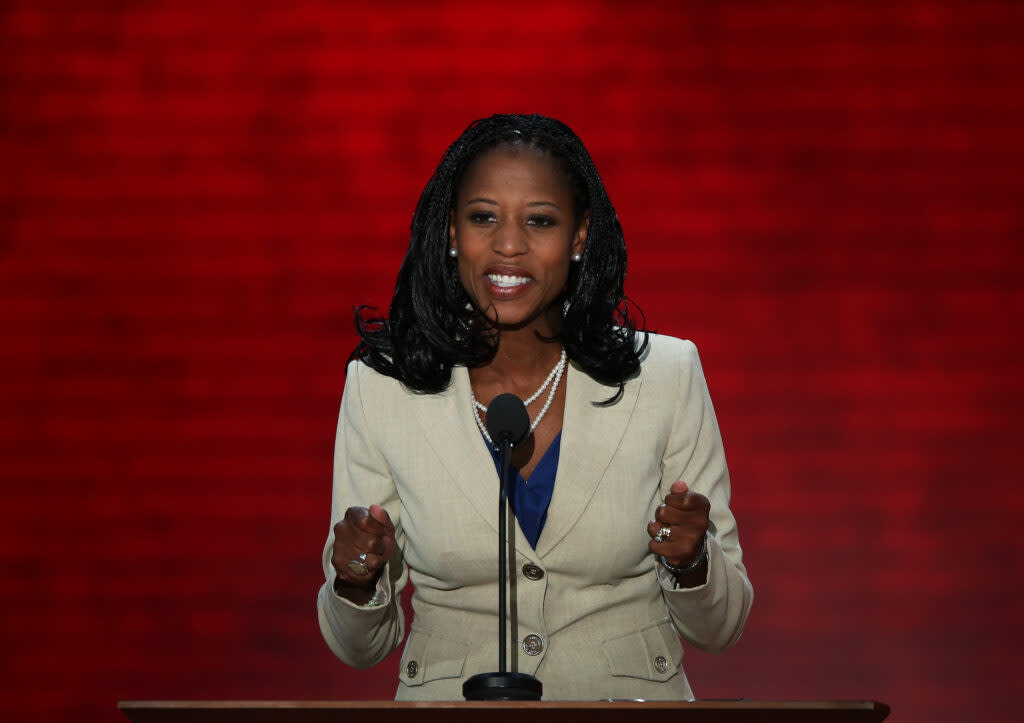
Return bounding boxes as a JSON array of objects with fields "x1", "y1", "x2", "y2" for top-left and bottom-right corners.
[{"x1": 2, "y1": 2, "x2": 1022, "y2": 722}]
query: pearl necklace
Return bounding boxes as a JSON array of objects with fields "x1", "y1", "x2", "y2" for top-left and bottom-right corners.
[{"x1": 471, "y1": 348, "x2": 567, "y2": 446}]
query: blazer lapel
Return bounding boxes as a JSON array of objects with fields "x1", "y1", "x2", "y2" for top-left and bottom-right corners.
[
  {"x1": 411, "y1": 366, "x2": 504, "y2": 535},
  {"x1": 410, "y1": 362, "x2": 642, "y2": 560},
  {"x1": 535, "y1": 362, "x2": 643, "y2": 558}
]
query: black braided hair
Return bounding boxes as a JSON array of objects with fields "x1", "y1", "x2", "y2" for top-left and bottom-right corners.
[{"x1": 351, "y1": 113, "x2": 648, "y2": 402}]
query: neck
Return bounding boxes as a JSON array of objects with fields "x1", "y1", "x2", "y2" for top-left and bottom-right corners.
[{"x1": 481, "y1": 309, "x2": 563, "y2": 380}]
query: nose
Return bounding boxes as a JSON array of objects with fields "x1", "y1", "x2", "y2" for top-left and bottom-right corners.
[{"x1": 491, "y1": 220, "x2": 527, "y2": 257}]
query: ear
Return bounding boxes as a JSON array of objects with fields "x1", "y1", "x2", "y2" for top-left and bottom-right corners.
[
  {"x1": 572, "y1": 210, "x2": 590, "y2": 257},
  {"x1": 448, "y1": 209, "x2": 457, "y2": 251}
]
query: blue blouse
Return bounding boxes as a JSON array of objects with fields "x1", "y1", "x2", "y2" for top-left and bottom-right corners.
[{"x1": 486, "y1": 431, "x2": 561, "y2": 549}]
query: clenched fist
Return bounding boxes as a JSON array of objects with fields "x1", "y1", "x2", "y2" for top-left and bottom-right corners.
[
  {"x1": 331, "y1": 504, "x2": 396, "y2": 604},
  {"x1": 648, "y1": 480, "x2": 710, "y2": 577}
]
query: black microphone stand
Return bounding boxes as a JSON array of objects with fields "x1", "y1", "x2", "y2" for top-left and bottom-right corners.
[
  {"x1": 463, "y1": 402, "x2": 543, "y2": 701},
  {"x1": 496, "y1": 433, "x2": 512, "y2": 676}
]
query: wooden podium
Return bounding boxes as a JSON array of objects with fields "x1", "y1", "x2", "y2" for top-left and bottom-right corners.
[{"x1": 119, "y1": 700, "x2": 890, "y2": 723}]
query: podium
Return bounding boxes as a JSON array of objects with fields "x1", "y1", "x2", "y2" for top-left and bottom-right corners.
[{"x1": 119, "y1": 700, "x2": 890, "y2": 723}]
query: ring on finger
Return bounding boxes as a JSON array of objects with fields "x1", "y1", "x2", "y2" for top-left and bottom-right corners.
[
  {"x1": 347, "y1": 551, "x2": 369, "y2": 576},
  {"x1": 654, "y1": 525, "x2": 672, "y2": 543}
]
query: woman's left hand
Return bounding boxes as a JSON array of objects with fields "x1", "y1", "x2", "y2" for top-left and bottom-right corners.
[{"x1": 648, "y1": 480, "x2": 710, "y2": 567}]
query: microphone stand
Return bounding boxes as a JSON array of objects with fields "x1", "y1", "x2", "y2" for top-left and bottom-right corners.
[
  {"x1": 497, "y1": 433, "x2": 511, "y2": 674},
  {"x1": 462, "y1": 432, "x2": 543, "y2": 701}
]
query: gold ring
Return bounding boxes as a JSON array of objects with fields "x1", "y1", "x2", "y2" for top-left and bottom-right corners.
[
  {"x1": 347, "y1": 552, "x2": 369, "y2": 576},
  {"x1": 654, "y1": 525, "x2": 671, "y2": 543}
]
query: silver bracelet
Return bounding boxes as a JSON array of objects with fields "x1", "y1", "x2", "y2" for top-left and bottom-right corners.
[{"x1": 659, "y1": 535, "x2": 708, "y2": 576}]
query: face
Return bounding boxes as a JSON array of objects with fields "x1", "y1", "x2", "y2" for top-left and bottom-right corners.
[{"x1": 449, "y1": 147, "x2": 588, "y2": 331}]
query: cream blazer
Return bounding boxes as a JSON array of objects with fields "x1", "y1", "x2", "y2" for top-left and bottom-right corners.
[{"x1": 317, "y1": 334, "x2": 753, "y2": 701}]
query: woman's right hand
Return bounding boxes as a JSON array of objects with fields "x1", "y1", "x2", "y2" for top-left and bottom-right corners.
[{"x1": 331, "y1": 504, "x2": 396, "y2": 602}]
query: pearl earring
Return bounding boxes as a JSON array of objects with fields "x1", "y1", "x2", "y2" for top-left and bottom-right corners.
[
  {"x1": 571, "y1": 252, "x2": 582, "y2": 262},
  {"x1": 449, "y1": 247, "x2": 458, "y2": 258}
]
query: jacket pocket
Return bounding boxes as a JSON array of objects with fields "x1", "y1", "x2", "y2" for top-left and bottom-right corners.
[
  {"x1": 601, "y1": 618, "x2": 684, "y2": 682},
  {"x1": 398, "y1": 629, "x2": 471, "y2": 687}
]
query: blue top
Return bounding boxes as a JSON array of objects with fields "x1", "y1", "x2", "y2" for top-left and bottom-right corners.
[{"x1": 487, "y1": 431, "x2": 561, "y2": 549}]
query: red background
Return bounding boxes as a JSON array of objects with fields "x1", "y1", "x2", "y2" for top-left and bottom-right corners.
[{"x1": 2, "y1": 2, "x2": 1022, "y2": 722}]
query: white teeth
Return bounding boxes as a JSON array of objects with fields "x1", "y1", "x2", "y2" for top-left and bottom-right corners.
[{"x1": 488, "y1": 274, "x2": 531, "y2": 288}]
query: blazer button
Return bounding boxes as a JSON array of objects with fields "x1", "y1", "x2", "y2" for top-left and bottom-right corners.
[
  {"x1": 654, "y1": 655, "x2": 669, "y2": 674},
  {"x1": 522, "y1": 634, "x2": 544, "y2": 656},
  {"x1": 406, "y1": 660, "x2": 418, "y2": 678},
  {"x1": 522, "y1": 563, "x2": 544, "y2": 580}
]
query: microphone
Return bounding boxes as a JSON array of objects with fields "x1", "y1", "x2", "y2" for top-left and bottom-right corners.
[
  {"x1": 485, "y1": 393, "x2": 530, "y2": 448},
  {"x1": 463, "y1": 393, "x2": 543, "y2": 701}
]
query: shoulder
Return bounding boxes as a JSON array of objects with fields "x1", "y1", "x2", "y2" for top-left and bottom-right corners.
[
  {"x1": 639, "y1": 333, "x2": 700, "y2": 375},
  {"x1": 634, "y1": 334, "x2": 708, "y2": 404},
  {"x1": 339, "y1": 359, "x2": 431, "y2": 437},
  {"x1": 343, "y1": 358, "x2": 449, "y2": 403},
  {"x1": 343, "y1": 358, "x2": 409, "y2": 404}
]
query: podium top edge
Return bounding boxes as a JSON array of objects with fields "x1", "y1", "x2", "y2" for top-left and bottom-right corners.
[{"x1": 118, "y1": 700, "x2": 889, "y2": 711}]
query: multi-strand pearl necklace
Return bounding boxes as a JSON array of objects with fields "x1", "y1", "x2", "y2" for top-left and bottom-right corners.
[{"x1": 471, "y1": 348, "x2": 567, "y2": 446}]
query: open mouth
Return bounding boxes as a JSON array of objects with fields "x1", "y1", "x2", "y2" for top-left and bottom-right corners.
[{"x1": 487, "y1": 273, "x2": 533, "y2": 288}]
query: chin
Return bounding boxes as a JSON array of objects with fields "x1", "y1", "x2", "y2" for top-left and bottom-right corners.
[{"x1": 489, "y1": 301, "x2": 562, "y2": 332}]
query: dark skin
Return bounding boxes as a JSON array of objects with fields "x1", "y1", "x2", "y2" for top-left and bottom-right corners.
[
  {"x1": 332, "y1": 148, "x2": 710, "y2": 601},
  {"x1": 331, "y1": 504, "x2": 397, "y2": 605},
  {"x1": 649, "y1": 480, "x2": 711, "y2": 586},
  {"x1": 452, "y1": 147, "x2": 584, "y2": 479}
]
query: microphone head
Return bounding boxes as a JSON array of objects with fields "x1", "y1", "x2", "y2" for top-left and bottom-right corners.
[{"x1": 485, "y1": 393, "x2": 530, "y2": 447}]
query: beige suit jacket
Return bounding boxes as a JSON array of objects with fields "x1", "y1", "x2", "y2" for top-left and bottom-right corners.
[{"x1": 317, "y1": 334, "x2": 753, "y2": 700}]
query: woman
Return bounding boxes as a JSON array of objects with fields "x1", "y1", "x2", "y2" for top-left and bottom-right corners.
[{"x1": 317, "y1": 114, "x2": 752, "y2": 701}]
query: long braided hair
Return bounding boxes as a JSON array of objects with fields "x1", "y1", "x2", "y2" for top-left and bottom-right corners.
[{"x1": 351, "y1": 113, "x2": 648, "y2": 402}]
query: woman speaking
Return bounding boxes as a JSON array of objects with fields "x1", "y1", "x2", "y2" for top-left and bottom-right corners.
[{"x1": 317, "y1": 114, "x2": 752, "y2": 700}]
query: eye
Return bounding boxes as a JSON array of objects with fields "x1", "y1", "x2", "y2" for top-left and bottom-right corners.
[
  {"x1": 468, "y1": 211, "x2": 496, "y2": 224},
  {"x1": 526, "y1": 215, "x2": 557, "y2": 228}
]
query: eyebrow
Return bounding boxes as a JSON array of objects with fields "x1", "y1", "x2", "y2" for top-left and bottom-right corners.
[{"x1": 463, "y1": 197, "x2": 561, "y2": 210}]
